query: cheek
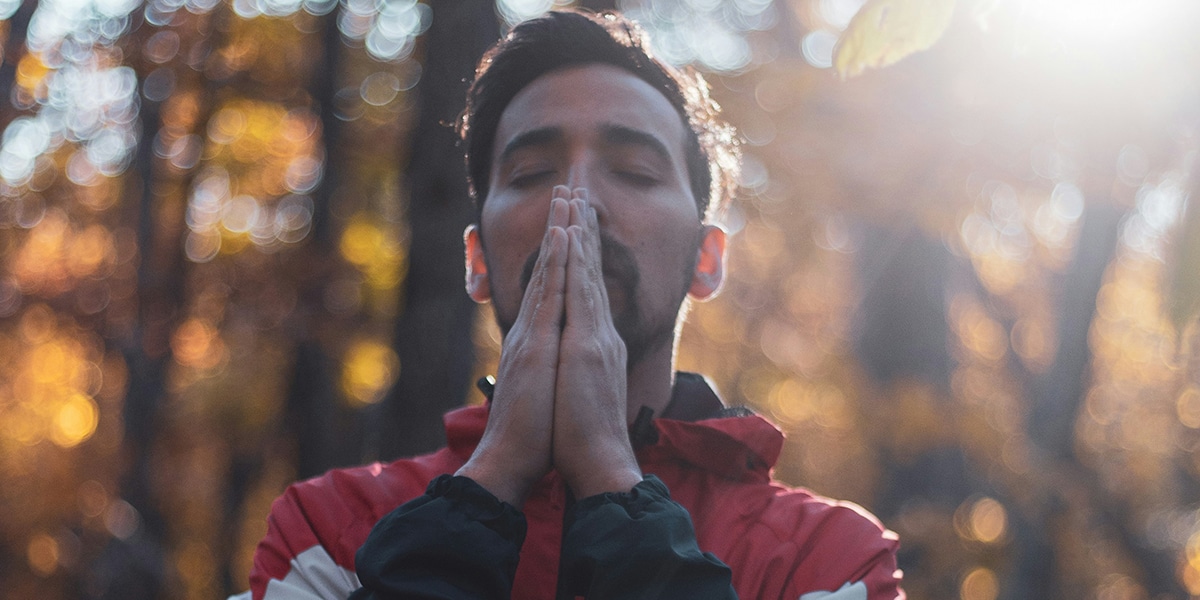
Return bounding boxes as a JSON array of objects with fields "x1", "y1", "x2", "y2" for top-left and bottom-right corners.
[
  {"x1": 627, "y1": 211, "x2": 703, "y2": 278},
  {"x1": 481, "y1": 197, "x2": 551, "y2": 279},
  {"x1": 482, "y1": 193, "x2": 550, "y2": 243},
  {"x1": 628, "y1": 201, "x2": 700, "y2": 247}
]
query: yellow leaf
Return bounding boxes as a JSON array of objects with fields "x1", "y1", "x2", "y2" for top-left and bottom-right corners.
[{"x1": 834, "y1": 0, "x2": 958, "y2": 79}]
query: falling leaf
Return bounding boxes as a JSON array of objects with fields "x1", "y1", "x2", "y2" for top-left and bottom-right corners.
[{"x1": 834, "y1": 0, "x2": 958, "y2": 79}]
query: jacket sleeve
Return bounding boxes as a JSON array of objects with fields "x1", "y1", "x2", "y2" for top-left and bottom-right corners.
[
  {"x1": 250, "y1": 483, "x2": 363, "y2": 600},
  {"x1": 557, "y1": 475, "x2": 738, "y2": 599},
  {"x1": 349, "y1": 474, "x2": 527, "y2": 600},
  {"x1": 778, "y1": 500, "x2": 905, "y2": 600}
]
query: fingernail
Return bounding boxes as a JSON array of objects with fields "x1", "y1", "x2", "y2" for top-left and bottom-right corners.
[{"x1": 553, "y1": 185, "x2": 570, "y2": 199}]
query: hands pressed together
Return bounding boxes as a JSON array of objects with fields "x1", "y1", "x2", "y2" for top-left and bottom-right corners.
[{"x1": 457, "y1": 186, "x2": 643, "y2": 507}]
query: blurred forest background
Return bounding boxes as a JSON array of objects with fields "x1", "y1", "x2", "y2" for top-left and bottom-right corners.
[{"x1": 2, "y1": 0, "x2": 1200, "y2": 598}]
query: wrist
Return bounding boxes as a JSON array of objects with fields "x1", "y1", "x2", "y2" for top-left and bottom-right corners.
[
  {"x1": 569, "y1": 466, "x2": 644, "y2": 498},
  {"x1": 562, "y1": 441, "x2": 642, "y2": 497},
  {"x1": 456, "y1": 459, "x2": 538, "y2": 509}
]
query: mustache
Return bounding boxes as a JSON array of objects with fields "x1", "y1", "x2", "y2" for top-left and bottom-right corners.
[{"x1": 519, "y1": 231, "x2": 640, "y2": 295}]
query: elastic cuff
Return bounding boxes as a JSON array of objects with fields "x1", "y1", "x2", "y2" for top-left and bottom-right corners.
[
  {"x1": 426, "y1": 474, "x2": 526, "y2": 544},
  {"x1": 568, "y1": 474, "x2": 671, "y2": 520}
]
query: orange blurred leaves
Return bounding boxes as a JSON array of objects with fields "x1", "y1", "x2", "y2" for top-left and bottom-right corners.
[
  {"x1": 1, "y1": 306, "x2": 104, "y2": 450},
  {"x1": 11, "y1": 210, "x2": 117, "y2": 297}
]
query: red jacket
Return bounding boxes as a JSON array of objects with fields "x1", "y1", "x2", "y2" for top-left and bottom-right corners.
[{"x1": 251, "y1": 403, "x2": 903, "y2": 599}]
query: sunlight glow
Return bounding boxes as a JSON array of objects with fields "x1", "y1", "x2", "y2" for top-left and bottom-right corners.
[{"x1": 1022, "y1": 0, "x2": 1184, "y2": 47}]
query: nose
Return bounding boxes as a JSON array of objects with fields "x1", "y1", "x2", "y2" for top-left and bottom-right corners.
[
  {"x1": 565, "y1": 160, "x2": 591, "y2": 192},
  {"x1": 565, "y1": 161, "x2": 607, "y2": 223}
]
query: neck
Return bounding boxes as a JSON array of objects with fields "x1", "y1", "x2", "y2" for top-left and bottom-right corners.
[{"x1": 624, "y1": 337, "x2": 678, "y2": 423}]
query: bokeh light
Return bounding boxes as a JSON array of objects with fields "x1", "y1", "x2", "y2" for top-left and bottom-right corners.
[
  {"x1": 619, "y1": 0, "x2": 774, "y2": 72},
  {"x1": 182, "y1": 101, "x2": 322, "y2": 259},
  {"x1": 960, "y1": 567, "x2": 999, "y2": 600},
  {"x1": 339, "y1": 0, "x2": 431, "y2": 61},
  {"x1": 1, "y1": 305, "x2": 104, "y2": 450},
  {"x1": 341, "y1": 338, "x2": 400, "y2": 405}
]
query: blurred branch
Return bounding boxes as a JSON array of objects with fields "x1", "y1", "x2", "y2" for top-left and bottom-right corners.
[
  {"x1": 308, "y1": 5, "x2": 343, "y2": 250},
  {"x1": 1168, "y1": 177, "x2": 1200, "y2": 335}
]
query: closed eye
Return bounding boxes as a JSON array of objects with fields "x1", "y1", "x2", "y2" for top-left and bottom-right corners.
[
  {"x1": 509, "y1": 169, "x2": 557, "y2": 189},
  {"x1": 613, "y1": 169, "x2": 660, "y2": 188}
]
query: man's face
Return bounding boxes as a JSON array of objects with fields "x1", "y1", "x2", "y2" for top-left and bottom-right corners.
[{"x1": 471, "y1": 64, "x2": 710, "y2": 366}]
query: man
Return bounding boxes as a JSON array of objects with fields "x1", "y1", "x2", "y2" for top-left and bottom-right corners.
[{"x1": 248, "y1": 10, "x2": 903, "y2": 600}]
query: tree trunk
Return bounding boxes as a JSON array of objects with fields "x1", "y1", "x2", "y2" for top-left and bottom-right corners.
[
  {"x1": 1028, "y1": 202, "x2": 1124, "y2": 458},
  {"x1": 0, "y1": 0, "x2": 36, "y2": 130},
  {"x1": 376, "y1": 0, "x2": 499, "y2": 461},
  {"x1": 106, "y1": 35, "x2": 175, "y2": 600},
  {"x1": 1023, "y1": 200, "x2": 1184, "y2": 597}
]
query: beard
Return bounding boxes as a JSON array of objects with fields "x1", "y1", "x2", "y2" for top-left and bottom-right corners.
[{"x1": 494, "y1": 230, "x2": 699, "y2": 369}]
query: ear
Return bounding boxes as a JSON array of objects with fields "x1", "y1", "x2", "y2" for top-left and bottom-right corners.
[
  {"x1": 464, "y1": 225, "x2": 491, "y2": 303},
  {"x1": 688, "y1": 225, "x2": 726, "y2": 301}
]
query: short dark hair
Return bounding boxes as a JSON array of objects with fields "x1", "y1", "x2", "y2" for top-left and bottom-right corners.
[{"x1": 458, "y1": 10, "x2": 740, "y2": 222}]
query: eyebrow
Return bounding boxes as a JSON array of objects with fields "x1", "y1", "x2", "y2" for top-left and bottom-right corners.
[
  {"x1": 495, "y1": 123, "x2": 674, "y2": 167},
  {"x1": 600, "y1": 124, "x2": 672, "y2": 163},
  {"x1": 497, "y1": 126, "x2": 564, "y2": 166}
]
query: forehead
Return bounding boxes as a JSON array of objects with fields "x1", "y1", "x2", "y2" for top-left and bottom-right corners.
[{"x1": 492, "y1": 63, "x2": 688, "y2": 160}]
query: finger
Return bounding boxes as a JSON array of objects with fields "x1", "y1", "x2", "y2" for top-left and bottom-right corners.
[
  {"x1": 583, "y1": 199, "x2": 610, "y2": 309},
  {"x1": 565, "y1": 192, "x2": 602, "y2": 280},
  {"x1": 538, "y1": 194, "x2": 570, "y2": 321},
  {"x1": 551, "y1": 186, "x2": 571, "y2": 228},
  {"x1": 567, "y1": 197, "x2": 598, "y2": 275},
  {"x1": 567, "y1": 222, "x2": 614, "y2": 334},
  {"x1": 522, "y1": 196, "x2": 562, "y2": 303},
  {"x1": 564, "y1": 224, "x2": 598, "y2": 331},
  {"x1": 567, "y1": 194, "x2": 613, "y2": 329},
  {"x1": 519, "y1": 198, "x2": 569, "y2": 332},
  {"x1": 529, "y1": 224, "x2": 568, "y2": 334},
  {"x1": 554, "y1": 184, "x2": 572, "y2": 202}
]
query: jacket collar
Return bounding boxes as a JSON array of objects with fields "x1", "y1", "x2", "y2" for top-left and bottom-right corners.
[{"x1": 443, "y1": 372, "x2": 784, "y2": 483}]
